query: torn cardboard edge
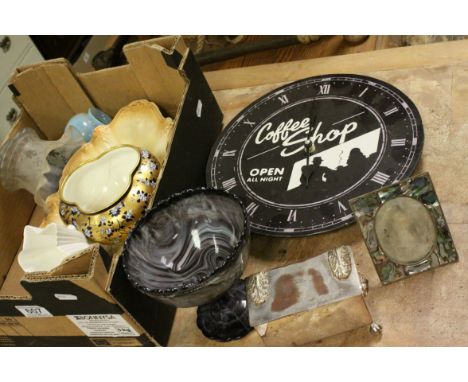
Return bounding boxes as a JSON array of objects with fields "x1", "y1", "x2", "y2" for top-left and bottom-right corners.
[{"x1": 23, "y1": 245, "x2": 100, "y2": 282}]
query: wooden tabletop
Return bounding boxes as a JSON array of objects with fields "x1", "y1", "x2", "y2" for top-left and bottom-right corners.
[
  {"x1": 200, "y1": 35, "x2": 397, "y2": 72},
  {"x1": 168, "y1": 39, "x2": 468, "y2": 346}
]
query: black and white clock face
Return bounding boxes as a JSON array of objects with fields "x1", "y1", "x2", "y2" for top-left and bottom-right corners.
[{"x1": 207, "y1": 74, "x2": 424, "y2": 237}]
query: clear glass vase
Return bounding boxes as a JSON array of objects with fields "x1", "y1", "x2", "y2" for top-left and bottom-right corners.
[{"x1": 0, "y1": 126, "x2": 85, "y2": 209}]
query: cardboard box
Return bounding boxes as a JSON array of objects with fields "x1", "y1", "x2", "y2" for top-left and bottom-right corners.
[{"x1": 0, "y1": 36, "x2": 223, "y2": 346}]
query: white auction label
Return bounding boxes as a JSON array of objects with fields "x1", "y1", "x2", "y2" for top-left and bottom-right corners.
[
  {"x1": 15, "y1": 305, "x2": 53, "y2": 318},
  {"x1": 54, "y1": 293, "x2": 78, "y2": 301},
  {"x1": 196, "y1": 99, "x2": 203, "y2": 117},
  {"x1": 67, "y1": 314, "x2": 139, "y2": 337}
]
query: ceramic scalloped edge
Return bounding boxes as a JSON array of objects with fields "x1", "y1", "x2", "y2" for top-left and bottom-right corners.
[
  {"x1": 60, "y1": 99, "x2": 173, "y2": 187},
  {"x1": 18, "y1": 223, "x2": 93, "y2": 273},
  {"x1": 42, "y1": 100, "x2": 173, "y2": 227}
]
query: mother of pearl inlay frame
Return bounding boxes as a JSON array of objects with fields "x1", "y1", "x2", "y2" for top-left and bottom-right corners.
[{"x1": 350, "y1": 173, "x2": 458, "y2": 285}]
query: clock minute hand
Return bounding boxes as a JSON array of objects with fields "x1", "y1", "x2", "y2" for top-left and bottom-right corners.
[
  {"x1": 246, "y1": 145, "x2": 281, "y2": 161},
  {"x1": 302, "y1": 115, "x2": 318, "y2": 186},
  {"x1": 303, "y1": 114, "x2": 317, "y2": 158},
  {"x1": 331, "y1": 111, "x2": 365, "y2": 126}
]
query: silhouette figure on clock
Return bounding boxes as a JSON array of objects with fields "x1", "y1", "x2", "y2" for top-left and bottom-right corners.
[
  {"x1": 333, "y1": 148, "x2": 372, "y2": 183},
  {"x1": 300, "y1": 157, "x2": 328, "y2": 189},
  {"x1": 299, "y1": 147, "x2": 370, "y2": 188}
]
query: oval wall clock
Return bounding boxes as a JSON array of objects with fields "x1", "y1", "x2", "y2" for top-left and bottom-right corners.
[{"x1": 207, "y1": 74, "x2": 424, "y2": 237}]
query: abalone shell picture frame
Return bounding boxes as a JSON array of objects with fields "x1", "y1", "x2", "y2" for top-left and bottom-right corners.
[{"x1": 349, "y1": 172, "x2": 458, "y2": 285}]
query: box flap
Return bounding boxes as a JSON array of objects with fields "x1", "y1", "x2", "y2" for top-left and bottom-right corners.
[
  {"x1": 78, "y1": 65, "x2": 147, "y2": 116},
  {"x1": 9, "y1": 60, "x2": 93, "y2": 140},
  {"x1": 122, "y1": 36, "x2": 188, "y2": 116}
]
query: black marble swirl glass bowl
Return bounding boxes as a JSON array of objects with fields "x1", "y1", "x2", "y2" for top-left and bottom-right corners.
[{"x1": 122, "y1": 188, "x2": 250, "y2": 308}]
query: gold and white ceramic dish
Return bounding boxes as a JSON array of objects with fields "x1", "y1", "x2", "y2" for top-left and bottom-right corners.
[
  {"x1": 42, "y1": 100, "x2": 172, "y2": 229},
  {"x1": 61, "y1": 146, "x2": 141, "y2": 214},
  {"x1": 59, "y1": 145, "x2": 161, "y2": 244},
  {"x1": 18, "y1": 223, "x2": 92, "y2": 273}
]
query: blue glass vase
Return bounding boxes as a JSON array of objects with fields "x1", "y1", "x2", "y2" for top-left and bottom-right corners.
[{"x1": 66, "y1": 107, "x2": 112, "y2": 142}]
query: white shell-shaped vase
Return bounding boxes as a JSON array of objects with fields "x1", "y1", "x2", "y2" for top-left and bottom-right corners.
[{"x1": 18, "y1": 223, "x2": 92, "y2": 273}]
